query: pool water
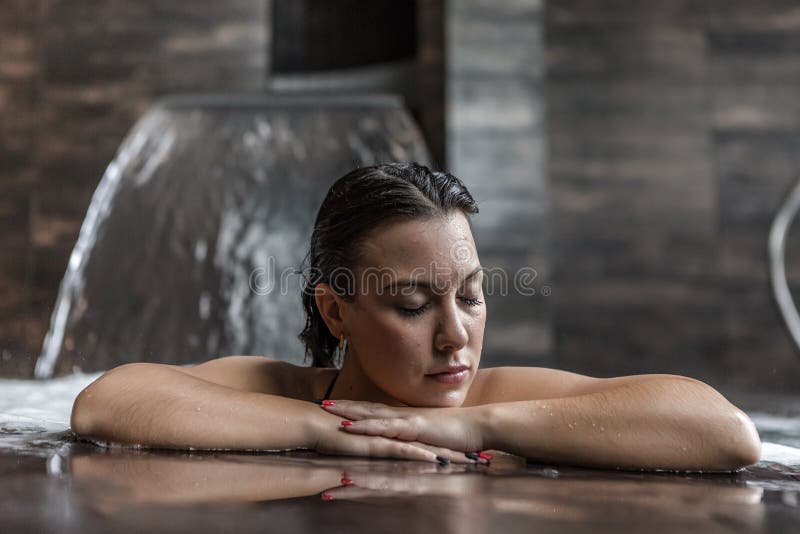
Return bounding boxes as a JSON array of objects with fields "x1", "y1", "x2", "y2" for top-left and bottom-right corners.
[{"x1": 2, "y1": 373, "x2": 798, "y2": 533}]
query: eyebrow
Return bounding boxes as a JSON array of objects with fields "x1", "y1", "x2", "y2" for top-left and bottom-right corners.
[{"x1": 381, "y1": 265, "x2": 483, "y2": 292}]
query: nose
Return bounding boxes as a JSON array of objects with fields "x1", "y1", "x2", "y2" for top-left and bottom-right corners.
[{"x1": 434, "y1": 298, "x2": 469, "y2": 353}]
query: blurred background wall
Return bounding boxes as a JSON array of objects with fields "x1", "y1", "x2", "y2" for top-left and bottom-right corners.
[
  {"x1": 1, "y1": 1, "x2": 272, "y2": 377},
  {"x1": 546, "y1": 0, "x2": 800, "y2": 393},
  {"x1": 2, "y1": 0, "x2": 800, "y2": 394}
]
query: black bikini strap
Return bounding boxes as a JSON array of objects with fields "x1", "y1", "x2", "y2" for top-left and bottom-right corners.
[{"x1": 323, "y1": 370, "x2": 340, "y2": 399}]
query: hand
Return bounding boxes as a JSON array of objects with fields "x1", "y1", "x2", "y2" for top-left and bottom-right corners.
[
  {"x1": 321, "y1": 466, "x2": 482, "y2": 501},
  {"x1": 312, "y1": 409, "x2": 479, "y2": 465},
  {"x1": 318, "y1": 400, "x2": 489, "y2": 455}
]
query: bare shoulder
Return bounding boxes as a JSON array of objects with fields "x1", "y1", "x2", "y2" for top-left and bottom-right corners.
[
  {"x1": 465, "y1": 366, "x2": 685, "y2": 405},
  {"x1": 176, "y1": 355, "x2": 295, "y2": 396}
]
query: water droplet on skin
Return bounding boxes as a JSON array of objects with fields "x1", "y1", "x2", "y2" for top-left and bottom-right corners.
[{"x1": 600, "y1": 427, "x2": 605, "y2": 432}]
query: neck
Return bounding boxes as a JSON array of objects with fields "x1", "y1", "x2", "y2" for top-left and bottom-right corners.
[{"x1": 330, "y1": 348, "x2": 408, "y2": 406}]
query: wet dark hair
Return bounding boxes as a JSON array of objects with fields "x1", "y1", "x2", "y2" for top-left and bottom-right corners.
[{"x1": 298, "y1": 162, "x2": 479, "y2": 368}]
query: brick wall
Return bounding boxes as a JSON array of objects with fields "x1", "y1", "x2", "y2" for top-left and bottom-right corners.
[
  {"x1": 0, "y1": 0, "x2": 270, "y2": 377},
  {"x1": 547, "y1": 0, "x2": 800, "y2": 392}
]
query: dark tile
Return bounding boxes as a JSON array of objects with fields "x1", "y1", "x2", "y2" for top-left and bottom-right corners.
[
  {"x1": 450, "y1": 132, "x2": 546, "y2": 191},
  {"x1": 546, "y1": 0, "x2": 707, "y2": 26},
  {"x1": 547, "y1": 81, "x2": 709, "y2": 132},
  {"x1": 711, "y1": 83, "x2": 800, "y2": 131},
  {"x1": 702, "y1": 0, "x2": 800, "y2": 30},
  {"x1": 547, "y1": 25, "x2": 705, "y2": 83},
  {"x1": 713, "y1": 131, "x2": 800, "y2": 229},
  {"x1": 720, "y1": 287, "x2": 800, "y2": 391},
  {"x1": 553, "y1": 277, "x2": 726, "y2": 380},
  {"x1": 449, "y1": 77, "x2": 544, "y2": 135},
  {"x1": 708, "y1": 30, "x2": 800, "y2": 84}
]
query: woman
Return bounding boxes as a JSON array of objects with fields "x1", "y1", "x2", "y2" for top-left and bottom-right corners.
[{"x1": 70, "y1": 163, "x2": 761, "y2": 471}]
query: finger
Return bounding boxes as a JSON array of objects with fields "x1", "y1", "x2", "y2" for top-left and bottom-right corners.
[
  {"x1": 406, "y1": 441, "x2": 480, "y2": 465},
  {"x1": 320, "y1": 400, "x2": 404, "y2": 420},
  {"x1": 341, "y1": 421, "x2": 480, "y2": 465},
  {"x1": 365, "y1": 435, "x2": 474, "y2": 466},
  {"x1": 323, "y1": 475, "x2": 423, "y2": 498},
  {"x1": 322, "y1": 486, "x2": 377, "y2": 500},
  {"x1": 375, "y1": 438, "x2": 441, "y2": 463},
  {"x1": 340, "y1": 418, "x2": 420, "y2": 441}
]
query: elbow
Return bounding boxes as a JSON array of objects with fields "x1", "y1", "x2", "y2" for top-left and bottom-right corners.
[
  {"x1": 672, "y1": 378, "x2": 761, "y2": 470},
  {"x1": 728, "y1": 410, "x2": 762, "y2": 468},
  {"x1": 684, "y1": 378, "x2": 762, "y2": 469},
  {"x1": 714, "y1": 409, "x2": 761, "y2": 470},
  {"x1": 70, "y1": 387, "x2": 96, "y2": 438},
  {"x1": 69, "y1": 363, "x2": 142, "y2": 439}
]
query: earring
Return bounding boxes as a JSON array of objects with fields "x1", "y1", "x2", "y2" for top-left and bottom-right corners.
[{"x1": 338, "y1": 334, "x2": 345, "y2": 351}]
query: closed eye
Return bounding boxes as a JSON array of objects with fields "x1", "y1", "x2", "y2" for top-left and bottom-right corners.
[
  {"x1": 398, "y1": 303, "x2": 430, "y2": 317},
  {"x1": 397, "y1": 297, "x2": 482, "y2": 318}
]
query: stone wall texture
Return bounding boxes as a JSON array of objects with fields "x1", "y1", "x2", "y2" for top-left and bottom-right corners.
[
  {"x1": 4, "y1": 0, "x2": 800, "y2": 393},
  {"x1": 447, "y1": 0, "x2": 552, "y2": 369},
  {"x1": 546, "y1": 0, "x2": 800, "y2": 393},
  {"x1": 0, "y1": 0, "x2": 270, "y2": 377}
]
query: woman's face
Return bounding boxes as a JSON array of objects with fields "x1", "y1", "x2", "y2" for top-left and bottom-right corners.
[{"x1": 340, "y1": 211, "x2": 486, "y2": 407}]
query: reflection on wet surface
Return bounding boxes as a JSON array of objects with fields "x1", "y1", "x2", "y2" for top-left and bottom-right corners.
[
  {"x1": 2, "y1": 375, "x2": 799, "y2": 532},
  {"x1": 2, "y1": 438, "x2": 798, "y2": 533}
]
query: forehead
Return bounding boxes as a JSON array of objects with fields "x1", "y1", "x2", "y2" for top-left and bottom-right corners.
[{"x1": 357, "y1": 212, "x2": 479, "y2": 279}]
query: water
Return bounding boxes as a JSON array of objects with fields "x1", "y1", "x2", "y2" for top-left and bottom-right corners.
[
  {"x1": 1, "y1": 374, "x2": 798, "y2": 532},
  {"x1": 35, "y1": 94, "x2": 431, "y2": 379}
]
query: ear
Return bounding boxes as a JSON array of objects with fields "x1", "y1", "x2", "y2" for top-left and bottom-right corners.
[{"x1": 314, "y1": 282, "x2": 349, "y2": 338}]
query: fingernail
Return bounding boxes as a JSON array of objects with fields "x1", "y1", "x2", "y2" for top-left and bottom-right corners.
[
  {"x1": 479, "y1": 452, "x2": 493, "y2": 461},
  {"x1": 341, "y1": 477, "x2": 353, "y2": 486},
  {"x1": 321, "y1": 493, "x2": 335, "y2": 501},
  {"x1": 464, "y1": 452, "x2": 480, "y2": 461},
  {"x1": 341, "y1": 420, "x2": 353, "y2": 427},
  {"x1": 322, "y1": 400, "x2": 336, "y2": 406},
  {"x1": 312, "y1": 399, "x2": 323, "y2": 405},
  {"x1": 436, "y1": 455, "x2": 450, "y2": 465}
]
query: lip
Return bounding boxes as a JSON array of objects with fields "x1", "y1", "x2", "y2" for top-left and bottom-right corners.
[
  {"x1": 426, "y1": 365, "x2": 469, "y2": 375},
  {"x1": 426, "y1": 367, "x2": 470, "y2": 384}
]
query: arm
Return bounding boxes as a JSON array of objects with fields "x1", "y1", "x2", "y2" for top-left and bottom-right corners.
[
  {"x1": 71, "y1": 360, "x2": 477, "y2": 464},
  {"x1": 322, "y1": 373, "x2": 761, "y2": 471},
  {"x1": 70, "y1": 362, "x2": 321, "y2": 451},
  {"x1": 478, "y1": 376, "x2": 761, "y2": 471}
]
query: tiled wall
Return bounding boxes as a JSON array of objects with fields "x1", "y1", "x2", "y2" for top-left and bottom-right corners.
[
  {"x1": 4, "y1": 0, "x2": 800, "y2": 392},
  {"x1": 547, "y1": 0, "x2": 800, "y2": 392},
  {"x1": 0, "y1": 0, "x2": 270, "y2": 377},
  {"x1": 447, "y1": 0, "x2": 552, "y2": 368}
]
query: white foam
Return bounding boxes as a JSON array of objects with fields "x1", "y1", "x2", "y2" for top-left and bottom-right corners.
[
  {"x1": 749, "y1": 412, "x2": 800, "y2": 435},
  {"x1": 760, "y1": 442, "x2": 800, "y2": 466},
  {"x1": 0, "y1": 371, "x2": 101, "y2": 445}
]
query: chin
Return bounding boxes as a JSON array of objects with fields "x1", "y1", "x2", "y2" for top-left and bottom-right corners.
[{"x1": 423, "y1": 390, "x2": 467, "y2": 408}]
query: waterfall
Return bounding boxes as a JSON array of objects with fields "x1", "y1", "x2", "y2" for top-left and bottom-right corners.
[{"x1": 36, "y1": 94, "x2": 430, "y2": 378}]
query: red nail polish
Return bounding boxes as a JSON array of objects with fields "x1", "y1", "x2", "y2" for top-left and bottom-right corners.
[
  {"x1": 341, "y1": 420, "x2": 353, "y2": 427},
  {"x1": 322, "y1": 400, "x2": 336, "y2": 406},
  {"x1": 321, "y1": 493, "x2": 335, "y2": 501},
  {"x1": 341, "y1": 477, "x2": 353, "y2": 485},
  {"x1": 479, "y1": 452, "x2": 492, "y2": 461}
]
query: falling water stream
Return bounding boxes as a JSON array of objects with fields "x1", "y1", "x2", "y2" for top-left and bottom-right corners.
[{"x1": 34, "y1": 94, "x2": 430, "y2": 378}]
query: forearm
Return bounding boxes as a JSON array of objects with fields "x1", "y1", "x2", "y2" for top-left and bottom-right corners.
[
  {"x1": 71, "y1": 455, "x2": 345, "y2": 504},
  {"x1": 71, "y1": 363, "x2": 322, "y2": 451},
  {"x1": 478, "y1": 377, "x2": 761, "y2": 471}
]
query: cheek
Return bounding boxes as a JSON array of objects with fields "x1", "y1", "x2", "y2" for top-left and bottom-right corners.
[{"x1": 351, "y1": 312, "x2": 431, "y2": 367}]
